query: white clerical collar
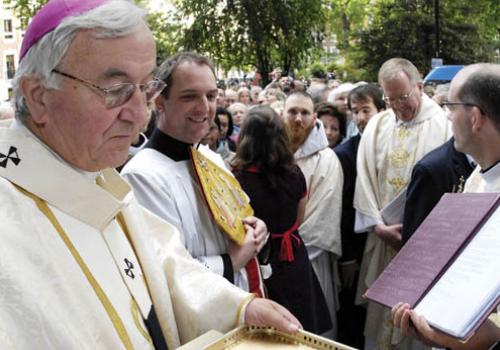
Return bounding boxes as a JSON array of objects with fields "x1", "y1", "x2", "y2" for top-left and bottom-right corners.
[{"x1": 480, "y1": 160, "x2": 500, "y2": 185}]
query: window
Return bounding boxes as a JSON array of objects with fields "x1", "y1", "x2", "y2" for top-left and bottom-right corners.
[
  {"x1": 20, "y1": 18, "x2": 28, "y2": 37},
  {"x1": 4, "y1": 19, "x2": 13, "y2": 39},
  {"x1": 6, "y1": 55, "x2": 15, "y2": 79}
]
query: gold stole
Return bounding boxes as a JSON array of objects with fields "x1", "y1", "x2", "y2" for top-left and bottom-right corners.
[{"x1": 15, "y1": 184, "x2": 146, "y2": 350}]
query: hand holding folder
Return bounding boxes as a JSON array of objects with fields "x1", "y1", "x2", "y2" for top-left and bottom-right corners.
[{"x1": 365, "y1": 193, "x2": 500, "y2": 341}]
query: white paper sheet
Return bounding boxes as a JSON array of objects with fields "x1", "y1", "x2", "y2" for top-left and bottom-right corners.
[
  {"x1": 414, "y1": 205, "x2": 500, "y2": 338},
  {"x1": 380, "y1": 187, "x2": 407, "y2": 225}
]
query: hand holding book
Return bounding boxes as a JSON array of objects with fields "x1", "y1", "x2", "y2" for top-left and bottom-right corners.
[
  {"x1": 365, "y1": 193, "x2": 500, "y2": 342},
  {"x1": 392, "y1": 303, "x2": 500, "y2": 350}
]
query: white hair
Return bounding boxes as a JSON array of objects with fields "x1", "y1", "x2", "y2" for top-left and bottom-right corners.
[
  {"x1": 13, "y1": 0, "x2": 147, "y2": 122},
  {"x1": 327, "y1": 82, "x2": 355, "y2": 102}
]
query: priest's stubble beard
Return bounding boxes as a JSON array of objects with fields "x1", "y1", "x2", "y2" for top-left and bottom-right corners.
[{"x1": 287, "y1": 122, "x2": 314, "y2": 153}]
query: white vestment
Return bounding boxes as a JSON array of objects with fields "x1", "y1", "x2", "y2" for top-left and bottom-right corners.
[
  {"x1": 121, "y1": 142, "x2": 250, "y2": 291},
  {"x1": 465, "y1": 162, "x2": 500, "y2": 343},
  {"x1": 295, "y1": 120, "x2": 343, "y2": 340},
  {"x1": 464, "y1": 162, "x2": 500, "y2": 193},
  {"x1": 354, "y1": 95, "x2": 451, "y2": 350},
  {"x1": 0, "y1": 123, "x2": 250, "y2": 349}
]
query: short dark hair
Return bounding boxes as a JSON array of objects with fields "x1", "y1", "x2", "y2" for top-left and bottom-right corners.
[
  {"x1": 314, "y1": 101, "x2": 347, "y2": 139},
  {"x1": 348, "y1": 84, "x2": 386, "y2": 111},
  {"x1": 457, "y1": 67, "x2": 500, "y2": 133},
  {"x1": 215, "y1": 107, "x2": 234, "y2": 138},
  {"x1": 232, "y1": 105, "x2": 294, "y2": 189},
  {"x1": 157, "y1": 52, "x2": 215, "y2": 98},
  {"x1": 285, "y1": 91, "x2": 314, "y2": 105}
]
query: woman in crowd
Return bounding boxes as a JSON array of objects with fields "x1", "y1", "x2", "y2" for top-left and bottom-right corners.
[
  {"x1": 228, "y1": 102, "x2": 248, "y2": 144},
  {"x1": 232, "y1": 105, "x2": 331, "y2": 334},
  {"x1": 200, "y1": 113, "x2": 235, "y2": 168},
  {"x1": 315, "y1": 101, "x2": 346, "y2": 148},
  {"x1": 237, "y1": 86, "x2": 252, "y2": 105},
  {"x1": 215, "y1": 107, "x2": 236, "y2": 151}
]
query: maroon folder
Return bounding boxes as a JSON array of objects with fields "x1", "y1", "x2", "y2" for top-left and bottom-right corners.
[{"x1": 364, "y1": 192, "x2": 500, "y2": 338}]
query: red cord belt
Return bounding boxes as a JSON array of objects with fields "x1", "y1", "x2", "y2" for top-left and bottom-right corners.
[{"x1": 271, "y1": 220, "x2": 301, "y2": 262}]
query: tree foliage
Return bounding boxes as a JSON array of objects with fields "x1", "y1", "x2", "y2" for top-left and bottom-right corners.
[
  {"x1": 3, "y1": 0, "x2": 499, "y2": 83},
  {"x1": 147, "y1": 11, "x2": 183, "y2": 65},
  {"x1": 177, "y1": 0, "x2": 327, "y2": 85},
  {"x1": 2, "y1": 0, "x2": 46, "y2": 25},
  {"x1": 326, "y1": 0, "x2": 373, "y2": 50},
  {"x1": 352, "y1": 0, "x2": 499, "y2": 81},
  {"x1": 2, "y1": 0, "x2": 182, "y2": 64}
]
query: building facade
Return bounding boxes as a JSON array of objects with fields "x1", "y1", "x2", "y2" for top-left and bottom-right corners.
[{"x1": 0, "y1": 3, "x2": 23, "y2": 106}]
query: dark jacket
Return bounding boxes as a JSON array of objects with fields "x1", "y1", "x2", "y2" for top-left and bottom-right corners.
[
  {"x1": 334, "y1": 134, "x2": 367, "y2": 262},
  {"x1": 402, "y1": 138, "x2": 474, "y2": 244}
]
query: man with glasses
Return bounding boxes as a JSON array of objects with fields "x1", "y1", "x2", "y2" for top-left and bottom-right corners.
[
  {"x1": 354, "y1": 58, "x2": 451, "y2": 350},
  {"x1": 0, "y1": 0, "x2": 300, "y2": 349},
  {"x1": 392, "y1": 63, "x2": 500, "y2": 350}
]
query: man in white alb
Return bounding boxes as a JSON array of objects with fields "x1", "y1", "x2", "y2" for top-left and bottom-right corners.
[
  {"x1": 392, "y1": 63, "x2": 500, "y2": 350},
  {"x1": 354, "y1": 58, "x2": 451, "y2": 349},
  {"x1": 0, "y1": 1, "x2": 300, "y2": 348}
]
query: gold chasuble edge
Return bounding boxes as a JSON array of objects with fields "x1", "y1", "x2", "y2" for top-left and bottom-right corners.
[{"x1": 14, "y1": 185, "x2": 135, "y2": 350}]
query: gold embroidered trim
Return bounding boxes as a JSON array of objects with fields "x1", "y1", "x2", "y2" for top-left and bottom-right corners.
[
  {"x1": 397, "y1": 127, "x2": 410, "y2": 140},
  {"x1": 15, "y1": 185, "x2": 134, "y2": 350},
  {"x1": 388, "y1": 176, "x2": 407, "y2": 194},
  {"x1": 389, "y1": 149, "x2": 410, "y2": 168},
  {"x1": 130, "y1": 299, "x2": 152, "y2": 343},
  {"x1": 236, "y1": 294, "x2": 257, "y2": 326}
]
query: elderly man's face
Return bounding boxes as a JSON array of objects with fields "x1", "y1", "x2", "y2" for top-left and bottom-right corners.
[
  {"x1": 381, "y1": 71, "x2": 423, "y2": 122},
  {"x1": 38, "y1": 23, "x2": 155, "y2": 171},
  {"x1": 157, "y1": 61, "x2": 218, "y2": 144}
]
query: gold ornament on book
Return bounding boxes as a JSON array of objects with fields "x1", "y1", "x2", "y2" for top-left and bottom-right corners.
[{"x1": 190, "y1": 146, "x2": 253, "y2": 246}]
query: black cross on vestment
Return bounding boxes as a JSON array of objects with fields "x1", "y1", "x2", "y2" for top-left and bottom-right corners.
[{"x1": 0, "y1": 146, "x2": 21, "y2": 168}]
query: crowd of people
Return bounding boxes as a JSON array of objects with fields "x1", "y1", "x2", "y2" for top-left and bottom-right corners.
[{"x1": 1, "y1": 0, "x2": 499, "y2": 349}]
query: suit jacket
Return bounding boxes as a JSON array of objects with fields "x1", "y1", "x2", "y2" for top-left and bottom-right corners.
[
  {"x1": 402, "y1": 137, "x2": 474, "y2": 244},
  {"x1": 334, "y1": 134, "x2": 366, "y2": 262}
]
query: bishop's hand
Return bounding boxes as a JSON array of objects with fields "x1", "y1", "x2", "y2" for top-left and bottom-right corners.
[{"x1": 245, "y1": 298, "x2": 302, "y2": 334}]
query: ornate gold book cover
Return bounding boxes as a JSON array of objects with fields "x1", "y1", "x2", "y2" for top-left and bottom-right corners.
[
  {"x1": 204, "y1": 326, "x2": 358, "y2": 349},
  {"x1": 190, "y1": 146, "x2": 253, "y2": 246}
]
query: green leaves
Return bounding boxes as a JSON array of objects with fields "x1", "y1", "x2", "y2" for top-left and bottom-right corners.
[{"x1": 178, "y1": 0, "x2": 327, "y2": 84}]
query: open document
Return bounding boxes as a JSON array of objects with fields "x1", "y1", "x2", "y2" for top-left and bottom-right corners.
[
  {"x1": 365, "y1": 192, "x2": 500, "y2": 341},
  {"x1": 414, "y1": 204, "x2": 500, "y2": 338}
]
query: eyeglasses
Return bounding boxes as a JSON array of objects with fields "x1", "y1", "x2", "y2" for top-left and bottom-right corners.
[
  {"x1": 382, "y1": 88, "x2": 416, "y2": 105},
  {"x1": 52, "y1": 69, "x2": 166, "y2": 109},
  {"x1": 441, "y1": 102, "x2": 480, "y2": 113}
]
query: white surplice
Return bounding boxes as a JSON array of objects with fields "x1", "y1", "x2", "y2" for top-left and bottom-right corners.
[
  {"x1": 462, "y1": 162, "x2": 500, "y2": 343},
  {"x1": 121, "y1": 144, "x2": 250, "y2": 291},
  {"x1": 294, "y1": 120, "x2": 343, "y2": 339},
  {"x1": 354, "y1": 95, "x2": 451, "y2": 350},
  {"x1": 0, "y1": 122, "x2": 250, "y2": 349}
]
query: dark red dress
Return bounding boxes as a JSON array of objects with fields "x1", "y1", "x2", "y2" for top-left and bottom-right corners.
[{"x1": 234, "y1": 164, "x2": 331, "y2": 334}]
